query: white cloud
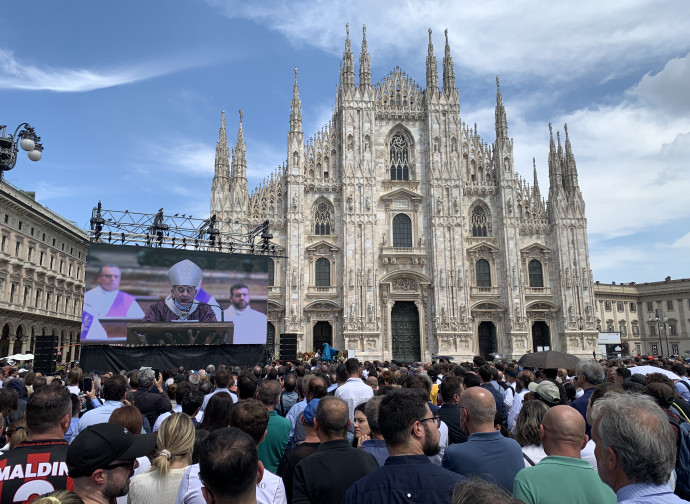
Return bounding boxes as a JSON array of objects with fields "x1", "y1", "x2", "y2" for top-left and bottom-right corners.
[
  {"x1": 670, "y1": 232, "x2": 690, "y2": 249},
  {"x1": 210, "y1": 0, "x2": 690, "y2": 83},
  {"x1": 0, "y1": 49, "x2": 198, "y2": 92},
  {"x1": 628, "y1": 53, "x2": 690, "y2": 116},
  {"x1": 145, "y1": 139, "x2": 215, "y2": 177}
]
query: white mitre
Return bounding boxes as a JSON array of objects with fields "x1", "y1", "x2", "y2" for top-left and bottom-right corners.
[{"x1": 168, "y1": 259, "x2": 203, "y2": 287}]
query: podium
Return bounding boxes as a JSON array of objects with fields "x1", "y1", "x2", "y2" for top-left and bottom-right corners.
[{"x1": 127, "y1": 322, "x2": 234, "y2": 345}]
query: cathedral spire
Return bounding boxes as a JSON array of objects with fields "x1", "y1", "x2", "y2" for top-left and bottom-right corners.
[
  {"x1": 290, "y1": 67, "x2": 302, "y2": 133},
  {"x1": 442, "y1": 28, "x2": 455, "y2": 93},
  {"x1": 214, "y1": 109, "x2": 229, "y2": 179},
  {"x1": 340, "y1": 23, "x2": 355, "y2": 93},
  {"x1": 495, "y1": 76, "x2": 509, "y2": 140},
  {"x1": 231, "y1": 109, "x2": 247, "y2": 179},
  {"x1": 426, "y1": 28, "x2": 439, "y2": 93},
  {"x1": 563, "y1": 123, "x2": 581, "y2": 197},
  {"x1": 548, "y1": 123, "x2": 562, "y2": 191},
  {"x1": 533, "y1": 157, "x2": 541, "y2": 198},
  {"x1": 359, "y1": 24, "x2": 371, "y2": 89}
]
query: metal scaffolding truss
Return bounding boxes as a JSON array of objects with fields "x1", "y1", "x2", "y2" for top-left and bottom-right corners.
[{"x1": 88, "y1": 202, "x2": 277, "y2": 255}]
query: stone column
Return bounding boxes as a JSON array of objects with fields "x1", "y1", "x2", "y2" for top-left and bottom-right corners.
[
  {"x1": 7, "y1": 336, "x2": 15, "y2": 356},
  {"x1": 20, "y1": 336, "x2": 28, "y2": 354}
]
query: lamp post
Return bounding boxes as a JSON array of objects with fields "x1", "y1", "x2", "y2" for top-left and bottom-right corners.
[
  {"x1": 649, "y1": 308, "x2": 669, "y2": 357},
  {"x1": 0, "y1": 123, "x2": 44, "y2": 181}
]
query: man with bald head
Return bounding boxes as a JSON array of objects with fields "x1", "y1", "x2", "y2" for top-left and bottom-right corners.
[
  {"x1": 513, "y1": 405, "x2": 616, "y2": 504},
  {"x1": 442, "y1": 386, "x2": 523, "y2": 492}
]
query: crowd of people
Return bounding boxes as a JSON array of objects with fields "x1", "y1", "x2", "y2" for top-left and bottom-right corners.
[{"x1": 0, "y1": 353, "x2": 688, "y2": 504}]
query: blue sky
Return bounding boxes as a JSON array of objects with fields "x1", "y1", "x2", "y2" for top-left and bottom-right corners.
[{"x1": 1, "y1": 0, "x2": 689, "y2": 284}]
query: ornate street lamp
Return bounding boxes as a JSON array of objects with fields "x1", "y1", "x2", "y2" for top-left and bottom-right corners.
[
  {"x1": 0, "y1": 123, "x2": 44, "y2": 181},
  {"x1": 649, "y1": 308, "x2": 669, "y2": 357}
]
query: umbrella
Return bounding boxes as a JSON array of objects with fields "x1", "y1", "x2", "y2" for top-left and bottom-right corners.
[
  {"x1": 432, "y1": 355, "x2": 455, "y2": 361},
  {"x1": 629, "y1": 365, "x2": 680, "y2": 380},
  {"x1": 7, "y1": 353, "x2": 34, "y2": 361},
  {"x1": 518, "y1": 350, "x2": 582, "y2": 370}
]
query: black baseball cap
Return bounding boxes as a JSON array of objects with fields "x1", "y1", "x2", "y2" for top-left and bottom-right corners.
[{"x1": 67, "y1": 423, "x2": 157, "y2": 478}]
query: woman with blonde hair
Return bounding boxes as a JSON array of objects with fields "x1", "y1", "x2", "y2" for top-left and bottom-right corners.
[
  {"x1": 31, "y1": 490, "x2": 84, "y2": 504},
  {"x1": 2, "y1": 419, "x2": 28, "y2": 452},
  {"x1": 128, "y1": 413, "x2": 195, "y2": 504}
]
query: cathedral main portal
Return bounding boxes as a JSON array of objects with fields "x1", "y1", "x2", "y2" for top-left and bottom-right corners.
[
  {"x1": 478, "y1": 321, "x2": 497, "y2": 360},
  {"x1": 391, "y1": 301, "x2": 421, "y2": 362}
]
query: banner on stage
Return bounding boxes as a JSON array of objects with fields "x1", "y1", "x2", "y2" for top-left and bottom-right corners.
[{"x1": 79, "y1": 243, "x2": 268, "y2": 346}]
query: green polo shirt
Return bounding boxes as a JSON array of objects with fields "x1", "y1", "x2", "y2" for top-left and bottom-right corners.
[{"x1": 258, "y1": 409, "x2": 291, "y2": 472}]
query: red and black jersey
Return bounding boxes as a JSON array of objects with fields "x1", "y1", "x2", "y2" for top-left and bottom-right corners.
[{"x1": 0, "y1": 439, "x2": 73, "y2": 504}]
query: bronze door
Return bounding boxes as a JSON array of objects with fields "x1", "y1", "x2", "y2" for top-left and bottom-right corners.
[
  {"x1": 391, "y1": 301, "x2": 421, "y2": 362},
  {"x1": 532, "y1": 321, "x2": 550, "y2": 352},
  {"x1": 313, "y1": 321, "x2": 333, "y2": 352},
  {"x1": 478, "y1": 321, "x2": 497, "y2": 359}
]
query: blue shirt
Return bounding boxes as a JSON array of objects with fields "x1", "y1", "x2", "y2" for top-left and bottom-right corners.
[
  {"x1": 617, "y1": 482, "x2": 690, "y2": 503},
  {"x1": 343, "y1": 454, "x2": 466, "y2": 504},
  {"x1": 442, "y1": 430, "x2": 524, "y2": 492},
  {"x1": 570, "y1": 387, "x2": 595, "y2": 437},
  {"x1": 361, "y1": 438, "x2": 389, "y2": 467},
  {"x1": 73, "y1": 400, "x2": 123, "y2": 439}
]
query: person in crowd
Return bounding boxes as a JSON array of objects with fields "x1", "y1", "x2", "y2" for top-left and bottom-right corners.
[
  {"x1": 527, "y1": 380, "x2": 562, "y2": 408},
  {"x1": 67, "y1": 422, "x2": 157, "y2": 504},
  {"x1": 437, "y1": 375, "x2": 467, "y2": 445},
  {"x1": 31, "y1": 490, "x2": 85, "y2": 504},
  {"x1": 3, "y1": 418, "x2": 28, "y2": 451},
  {"x1": 293, "y1": 397, "x2": 379, "y2": 504},
  {"x1": 513, "y1": 400, "x2": 550, "y2": 467},
  {"x1": 201, "y1": 369, "x2": 238, "y2": 411},
  {"x1": 359, "y1": 395, "x2": 389, "y2": 466},
  {"x1": 612, "y1": 367, "x2": 631, "y2": 386},
  {"x1": 75, "y1": 374, "x2": 127, "y2": 436},
  {"x1": 570, "y1": 360, "x2": 605, "y2": 438},
  {"x1": 181, "y1": 389, "x2": 204, "y2": 427},
  {"x1": 276, "y1": 374, "x2": 298, "y2": 417},
  {"x1": 65, "y1": 368, "x2": 82, "y2": 396},
  {"x1": 0, "y1": 386, "x2": 73, "y2": 501},
  {"x1": 478, "y1": 366, "x2": 507, "y2": 423},
  {"x1": 237, "y1": 372, "x2": 259, "y2": 401},
  {"x1": 223, "y1": 283, "x2": 268, "y2": 344},
  {"x1": 353, "y1": 401, "x2": 371, "y2": 447},
  {"x1": 109, "y1": 405, "x2": 152, "y2": 504},
  {"x1": 257, "y1": 380, "x2": 291, "y2": 473},
  {"x1": 288, "y1": 375, "x2": 327, "y2": 448},
  {"x1": 64, "y1": 394, "x2": 81, "y2": 443},
  {"x1": 507, "y1": 369, "x2": 535, "y2": 431},
  {"x1": 199, "y1": 392, "x2": 235, "y2": 432},
  {"x1": 277, "y1": 398, "x2": 321, "y2": 504},
  {"x1": 129, "y1": 413, "x2": 195, "y2": 504},
  {"x1": 673, "y1": 363, "x2": 690, "y2": 403},
  {"x1": 198, "y1": 428, "x2": 262, "y2": 504},
  {"x1": 83, "y1": 264, "x2": 145, "y2": 318},
  {"x1": 513, "y1": 405, "x2": 616, "y2": 504},
  {"x1": 153, "y1": 381, "x2": 193, "y2": 431},
  {"x1": 143, "y1": 259, "x2": 217, "y2": 323},
  {"x1": 591, "y1": 392, "x2": 688, "y2": 503},
  {"x1": 132, "y1": 368, "x2": 172, "y2": 427},
  {"x1": 344, "y1": 388, "x2": 466, "y2": 504},
  {"x1": 335, "y1": 358, "x2": 374, "y2": 430},
  {"x1": 442, "y1": 386, "x2": 523, "y2": 491},
  {"x1": 452, "y1": 477, "x2": 524, "y2": 504}
]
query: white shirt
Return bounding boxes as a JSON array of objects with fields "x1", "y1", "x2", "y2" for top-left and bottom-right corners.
[
  {"x1": 334, "y1": 377, "x2": 374, "y2": 427},
  {"x1": 508, "y1": 389, "x2": 528, "y2": 432},
  {"x1": 502, "y1": 382, "x2": 516, "y2": 409},
  {"x1": 223, "y1": 305, "x2": 268, "y2": 344},
  {"x1": 83, "y1": 286, "x2": 145, "y2": 318},
  {"x1": 153, "y1": 404, "x2": 183, "y2": 432},
  {"x1": 429, "y1": 420, "x2": 449, "y2": 466},
  {"x1": 175, "y1": 463, "x2": 286, "y2": 504}
]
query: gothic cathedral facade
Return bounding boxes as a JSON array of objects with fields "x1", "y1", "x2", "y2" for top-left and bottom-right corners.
[{"x1": 210, "y1": 27, "x2": 599, "y2": 362}]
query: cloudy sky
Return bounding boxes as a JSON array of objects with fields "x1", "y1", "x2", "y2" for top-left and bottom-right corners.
[{"x1": 1, "y1": 1, "x2": 688, "y2": 284}]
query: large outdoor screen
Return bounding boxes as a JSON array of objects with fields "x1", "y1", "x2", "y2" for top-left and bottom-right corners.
[{"x1": 80, "y1": 243, "x2": 268, "y2": 345}]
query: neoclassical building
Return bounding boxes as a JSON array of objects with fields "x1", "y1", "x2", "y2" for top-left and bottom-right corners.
[
  {"x1": 211, "y1": 26, "x2": 599, "y2": 361},
  {"x1": 0, "y1": 180, "x2": 87, "y2": 362},
  {"x1": 594, "y1": 278, "x2": 690, "y2": 357}
]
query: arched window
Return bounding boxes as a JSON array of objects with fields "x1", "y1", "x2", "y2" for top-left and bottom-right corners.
[
  {"x1": 528, "y1": 260, "x2": 543, "y2": 287},
  {"x1": 389, "y1": 133, "x2": 410, "y2": 180},
  {"x1": 476, "y1": 259, "x2": 491, "y2": 287},
  {"x1": 315, "y1": 258, "x2": 330, "y2": 287},
  {"x1": 471, "y1": 206, "x2": 489, "y2": 237},
  {"x1": 267, "y1": 259, "x2": 275, "y2": 287},
  {"x1": 392, "y1": 214, "x2": 412, "y2": 247},
  {"x1": 314, "y1": 201, "x2": 334, "y2": 235}
]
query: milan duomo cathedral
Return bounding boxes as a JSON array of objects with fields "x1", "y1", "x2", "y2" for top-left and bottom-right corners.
[{"x1": 209, "y1": 26, "x2": 599, "y2": 362}]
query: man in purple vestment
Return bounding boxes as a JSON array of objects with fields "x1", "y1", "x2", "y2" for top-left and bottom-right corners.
[{"x1": 141, "y1": 259, "x2": 217, "y2": 343}]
